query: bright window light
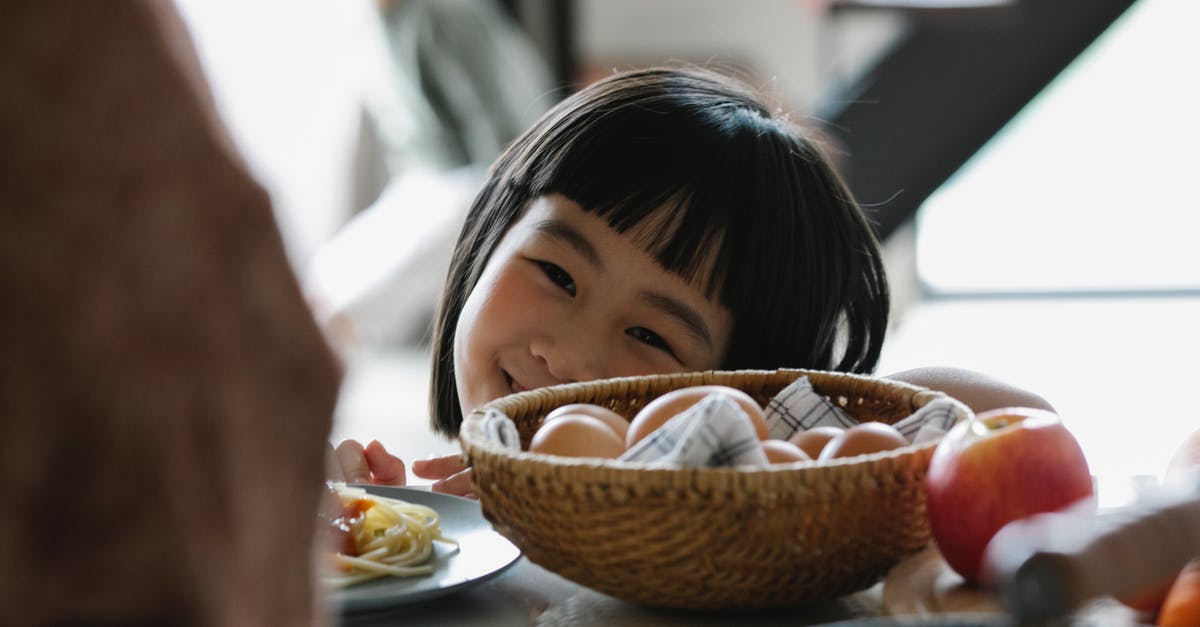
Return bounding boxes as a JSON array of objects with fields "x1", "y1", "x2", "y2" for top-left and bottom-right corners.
[{"x1": 916, "y1": 0, "x2": 1200, "y2": 295}]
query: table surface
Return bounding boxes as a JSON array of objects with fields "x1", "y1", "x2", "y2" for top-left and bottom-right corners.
[
  {"x1": 337, "y1": 547, "x2": 1146, "y2": 627},
  {"x1": 327, "y1": 290, "x2": 1194, "y2": 627},
  {"x1": 339, "y1": 556, "x2": 890, "y2": 627}
]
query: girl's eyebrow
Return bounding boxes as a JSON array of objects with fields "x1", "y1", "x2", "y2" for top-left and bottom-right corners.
[
  {"x1": 533, "y1": 219, "x2": 603, "y2": 268},
  {"x1": 534, "y1": 218, "x2": 715, "y2": 351},
  {"x1": 640, "y1": 292, "x2": 714, "y2": 350}
]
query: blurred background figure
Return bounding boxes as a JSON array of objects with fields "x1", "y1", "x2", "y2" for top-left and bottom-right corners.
[
  {"x1": 310, "y1": 0, "x2": 557, "y2": 349},
  {"x1": 367, "y1": 0, "x2": 556, "y2": 175}
]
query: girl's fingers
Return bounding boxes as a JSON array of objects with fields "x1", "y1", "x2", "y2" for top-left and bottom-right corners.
[
  {"x1": 411, "y1": 453, "x2": 467, "y2": 480},
  {"x1": 364, "y1": 440, "x2": 406, "y2": 486},
  {"x1": 430, "y1": 468, "x2": 475, "y2": 498},
  {"x1": 334, "y1": 439, "x2": 370, "y2": 484}
]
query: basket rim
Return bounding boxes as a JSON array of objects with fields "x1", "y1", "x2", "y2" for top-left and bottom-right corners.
[{"x1": 459, "y1": 367, "x2": 971, "y2": 490}]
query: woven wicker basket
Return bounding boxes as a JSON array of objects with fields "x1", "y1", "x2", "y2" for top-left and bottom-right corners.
[{"x1": 459, "y1": 368, "x2": 971, "y2": 609}]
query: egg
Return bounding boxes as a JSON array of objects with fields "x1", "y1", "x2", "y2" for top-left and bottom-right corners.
[
  {"x1": 529, "y1": 415, "x2": 626, "y2": 459},
  {"x1": 544, "y1": 403, "x2": 630, "y2": 442},
  {"x1": 627, "y1": 385, "x2": 767, "y2": 448},
  {"x1": 817, "y1": 421, "x2": 908, "y2": 461},
  {"x1": 788, "y1": 426, "x2": 845, "y2": 459},
  {"x1": 761, "y1": 439, "x2": 812, "y2": 464}
]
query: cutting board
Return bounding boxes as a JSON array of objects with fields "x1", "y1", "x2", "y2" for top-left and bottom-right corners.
[
  {"x1": 882, "y1": 544, "x2": 1000, "y2": 616},
  {"x1": 881, "y1": 544, "x2": 1150, "y2": 624}
]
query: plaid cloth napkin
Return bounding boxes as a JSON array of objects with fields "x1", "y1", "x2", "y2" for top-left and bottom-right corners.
[
  {"x1": 478, "y1": 408, "x2": 522, "y2": 451},
  {"x1": 764, "y1": 376, "x2": 964, "y2": 446},
  {"x1": 477, "y1": 376, "x2": 966, "y2": 467},
  {"x1": 619, "y1": 393, "x2": 768, "y2": 466}
]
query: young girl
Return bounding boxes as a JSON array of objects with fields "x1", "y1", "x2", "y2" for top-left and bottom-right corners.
[{"x1": 331, "y1": 66, "x2": 1050, "y2": 494}]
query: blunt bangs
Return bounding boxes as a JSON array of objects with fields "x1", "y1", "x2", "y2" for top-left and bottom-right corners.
[
  {"x1": 501, "y1": 69, "x2": 790, "y2": 300},
  {"x1": 497, "y1": 67, "x2": 887, "y2": 373}
]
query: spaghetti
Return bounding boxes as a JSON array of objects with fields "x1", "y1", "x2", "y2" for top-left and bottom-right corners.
[{"x1": 323, "y1": 482, "x2": 458, "y2": 586}]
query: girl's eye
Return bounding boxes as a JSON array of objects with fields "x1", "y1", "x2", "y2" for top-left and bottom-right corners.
[
  {"x1": 536, "y1": 261, "x2": 576, "y2": 296},
  {"x1": 626, "y1": 327, "x2": 676, "y2": 358}
]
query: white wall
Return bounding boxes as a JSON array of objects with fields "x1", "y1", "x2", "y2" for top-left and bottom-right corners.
[{"x1": 174, "y1": 0, "x2": 382, "y2": 270}]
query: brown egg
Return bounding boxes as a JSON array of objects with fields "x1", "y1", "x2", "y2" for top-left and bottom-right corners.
[
  {"x1": 627, "y1": 385, "x2": 767, "y2": 448},
  {"x1": 529, "y1": 415, "x2": 626, "y2": 459},
  {"x1": 788, "y1": 426, "x2": 845, "y2": 459},
  {"x1": 761, "y1": 439, "x2": 813, "y2": 464},
  {"x1": 817, "y1": 421, "x2": 908, "y2": 461},
  {"x1": 544, "y1": 403, "x2": 630, "y2": 442}
]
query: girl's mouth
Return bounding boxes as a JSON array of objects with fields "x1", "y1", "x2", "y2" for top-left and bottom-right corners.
[{"x1": 504, "y1": 371, "x2": 531, "y2": 394}]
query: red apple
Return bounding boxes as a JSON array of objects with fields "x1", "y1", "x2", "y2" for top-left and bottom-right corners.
[{"x1": 924, "y1": 407, "x2": 1094, "y2": 587}]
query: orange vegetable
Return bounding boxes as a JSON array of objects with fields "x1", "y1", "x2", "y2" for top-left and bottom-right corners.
[{"x1": 1158, "y1": 559, "x2": 1200, "y2": 626}]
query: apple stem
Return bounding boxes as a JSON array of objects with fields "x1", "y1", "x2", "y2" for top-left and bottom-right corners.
[{"x1": 967, "y1": 415, "x2": 991, "y2": 438}]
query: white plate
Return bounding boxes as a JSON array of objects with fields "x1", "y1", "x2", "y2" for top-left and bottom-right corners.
[{"x1": 327, "y1": 486, "x2": 522, "y2": 613}]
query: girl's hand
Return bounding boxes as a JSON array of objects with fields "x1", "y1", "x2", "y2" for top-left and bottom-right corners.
[
  {"x1": 329, "y1": 439, "x2": 407, "y2": 486},
  {"x1": 412, "y1": 454, "x2": 475, "y2": 498}
]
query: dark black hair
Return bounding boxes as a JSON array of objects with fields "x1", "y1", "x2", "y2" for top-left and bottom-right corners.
[{"x1": 429, "y1": 66, "x2": 889, "y2": 435}]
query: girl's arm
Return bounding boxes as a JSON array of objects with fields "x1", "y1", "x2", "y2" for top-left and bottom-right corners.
[{"x1": 884, "y1": 366, "x2": 1055, "y2": 414}]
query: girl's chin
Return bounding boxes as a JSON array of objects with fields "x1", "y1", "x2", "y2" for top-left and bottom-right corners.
[{"x1": 457, "y1": 384, "x2": 493, "y2": 416}]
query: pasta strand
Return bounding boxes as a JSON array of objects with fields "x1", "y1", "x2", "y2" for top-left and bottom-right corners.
[{"x1": 324, "y1": 484, "x2": 457, "y2": 587}]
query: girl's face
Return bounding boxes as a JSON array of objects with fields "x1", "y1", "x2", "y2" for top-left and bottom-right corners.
[{"x1": 454, "y1": 194, "x2": 733, "y2": 417}]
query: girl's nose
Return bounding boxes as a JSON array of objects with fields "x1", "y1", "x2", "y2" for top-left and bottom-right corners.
[{"x1": 529, "y1": 326, "x2": 604, "y2": 384}]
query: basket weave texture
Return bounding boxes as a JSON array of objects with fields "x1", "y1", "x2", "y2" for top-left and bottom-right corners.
[{"x1": 460, "y1": 368, "x2": 971, "y2": 609}]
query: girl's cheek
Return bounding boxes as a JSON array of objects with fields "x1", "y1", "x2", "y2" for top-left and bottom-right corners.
[
  {"x1": 457, "y1": 264, "x2": 548, "y2": 370},
  {"x1": 476, "y1": 270, "x2": 544, "y2": 332},
  {"x1": 452, "y1": 307, "x2": 482, "y2": 412},
  {"x1": 606, "y1": 344, "x2": 681, "y2": 380}
]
